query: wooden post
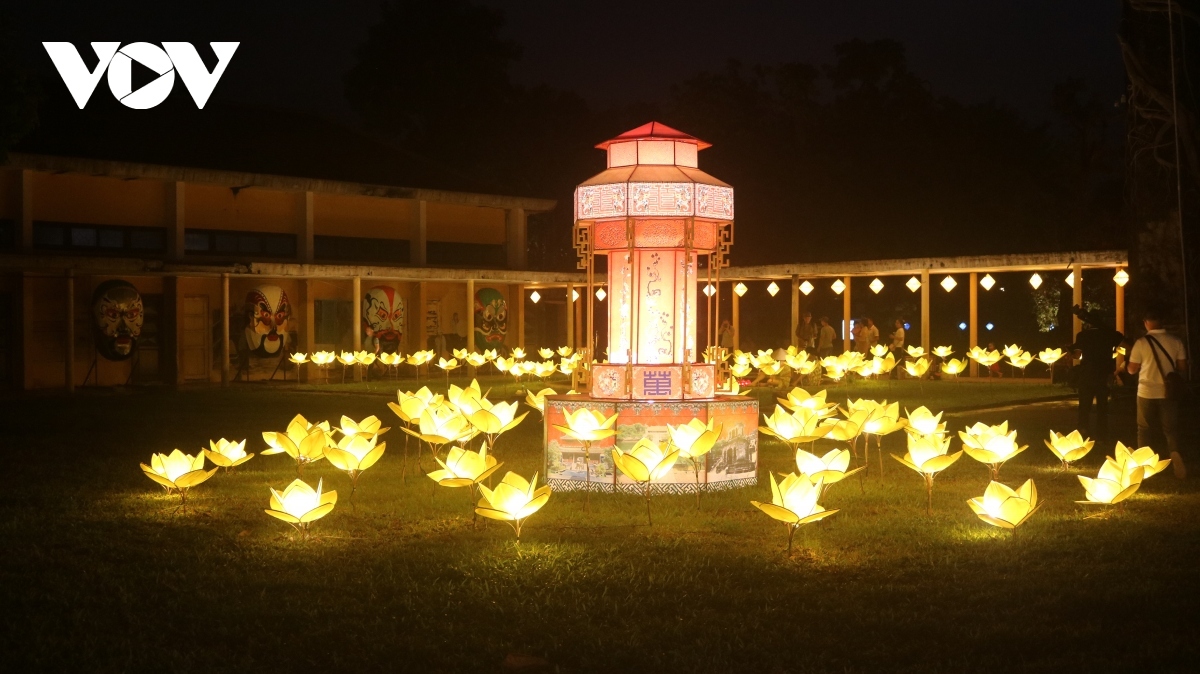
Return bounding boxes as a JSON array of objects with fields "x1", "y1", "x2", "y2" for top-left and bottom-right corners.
[
  {"x1": 300, "y1": 191, "x2": 315, "y2": 262},
  {"x1": 166, "y1": 181, "x2": 185, "y2": 261},
  {"x1": 1072, "y1": 263, "x2": 1083, "y2": 340},
  {"x1": 416, "y1": 281, "x2": 428, "y2": 356},
  {"x1": 352, "y1": 276, "x2": 362, "y2": 381},
  {"x1": 411, "y1": 200, "x2": 427, "y2": 266},
  {"x1": 842, "y1": 275, "x2": 852, "y2": 352},
  {"x1": 506, "y1": 208, "x2": 527, "y2": 269},
  {"x1": 969, "y1": 271, "x2": 979, "y2": 377},
  {"x1": 221, "y1": 273, "x2": 230, "y2": 386},
  {"x1": 920, "y1": 269, "x2": 930, "y2": 354},
  {"x1": 1115, "y1": 269, "x2": 1125, "y2": 335},
  {"x1": 304, "y1": 279, "x2": 316, "y2": 382},
  {"x1": 790, "y1": 274, "x2": 800, "y2": 348},
  {"x1": 514, "y1": 284, "x2": 525, "y2": 350},
  {"x1": 574, "y1": 287, "x2": 584, "y2": 351},
  {"x1": 732, "y1": 283, "x2": 740, "y2": 352},
  {"x1": 65, "y1": 269, "x2": 75, "y2": 393},
  {"x1": 466, "y1": 279, "x2": 476, "y2": 376}
]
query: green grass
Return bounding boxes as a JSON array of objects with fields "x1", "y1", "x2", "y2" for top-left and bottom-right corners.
[{"x1": 1, "y1": 384, "x2": 1196, "y2": 672}]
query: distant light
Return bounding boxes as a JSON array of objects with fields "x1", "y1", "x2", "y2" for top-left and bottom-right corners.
[
  {"x1": 571, "y1": 289, "x2": 580, "y2": 302},
  {"x1": 869, "y1": 278, "x2": 884, "y2": 294},
  {"x1": 595, "y1": 288, "x2": 606, "y2": 301},
  {"x1": 703, "y1": 283, "x2": 715, "y2": 297},
  {"x1": 941, "y1": 276, "x2": 957, "y2": 292},
  {"x1": 767, "y1": 281, "x2": 780, "y2": 296},
  {"x1": 980, "y1": 274, "x2": 995, "y2": 291},
  {"x1": 904, "y1": 322, "x2": 911, "y2": 331},
  {"x1": 986, "y1": 322, "x2": 995, "y2": 331},
  {"x1": 1114, "y1": 269, "x2": 1129, "y2": 287},
  {"x1": 959, "y1": 322, "x2": 967, "y2": 331},
  {"x1": 1029, "y1": 273, "x2": 1043, "y2": 289},
  {"x1": 530, "y1": 290, "x2": 541, "y2": 304},
  {"x1": 906, "y1": 276, "x2": 921, "y2": 292},
  {"x1": 734, "y1": 282, "x2": 747, "y2": 297},
  {"x1": 831, "y1": 279, "x2": 846, "y2": 295},
  {"x1": 1065, "y1": 272, "x2": 1075, "y2": 289},
  {"x1": 800, "y1": 281, "x2": 814, "y2": 295}
]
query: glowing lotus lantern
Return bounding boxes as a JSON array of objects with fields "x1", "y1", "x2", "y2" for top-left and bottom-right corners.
[
  {"x1": 453, "y1": 348, "x2": 468, "y2": 359},
  {"x1": 1044, "y1": 429, "x2": 1094, "y2": 468},
  {"x1": 428, "y1": 444, "x2": 501, "y2": 490},
  {"x1": 892, "y1": 433, "x2": 962, "y2": 513},
  {"x1": 324, "y1": 433, "x2": 386, "y2": 499},
  {"x1": 941, "y1": 358, "x2": 967, "y2": 378},
  {"x1": 354, "y1": 350, "x2": 376, "y2": 366},
  {"x1": 557, "y1": 346, "x2": 573, "y2": 358},
  {"x1": 534, "y1": 361, "x2": 557, "y2": 380},
  {"x1": 959, "y1": 421, "x2": 1027, "y2": 480},
  {"x1": 1037, "y1": 348, "x2": 1064, "y2": 366},
  {"x1": 289, "y1": 352, "x2": 308, "y2": 365},
  {"x1": 1078, "y1": 460, "x2": 1144, "y2": 506},
  {"x1": 874, "y1": 352, "x2": 898, "y2": 375},
  {"x1": 777, "y1": 387, "x2": 835, "y2": 416},
  {"x1": 758, "y1": 361, "x2": 784, "y2": 377},
  {"x1": 612, "y1": 438, "x2": 680, "y2": 525},
  {"x1": 538, "y1": 347, "x2": 554, "y2": 359},
  {"x1": 311, "y1": 351, "x2": 336, "y2": 366},
  {"x1": 870, "y1": 344, "x2": 889, "y2": 358},
  {"x1": 1007, "y1": 350, "x2": 1033, "y2": 372},
  {"x1": 465, "y1": 352, "x2": 487, "y2": 368},
  {"x1": 493, "y1": 356, "x2": 515, "y2": 373},
  {"x1": 468, "y1": 400, "x2": 528, "y2": 451},
  {"x1": 904, "y1": 357, "x2": 930, "y2": 379},
  {"x1": 904, "y1": 406, "x2": 946, "y2": 438},
  {"x1": 436, "y1": 357, "x2": 459, "y2": 372},
  {"x1": 203, "y1": 438, "x2": 253, "y2": 470},
  {"x1": 338, "y1": 414, "x2": 389, "y2": 440},
  {"x1": 730, "y1": 362, "x2": 753, "y2": 378},
  {"x1": 784, "y1": 351, "x2": 810, "y2": 371},
  {"x1": 388, "y1": 387, "x2": 443, "y2": 481},
  {"x1": 751, "y1": 473, "x2": 838, "y2": 552},
  {"x1": 264, "y1": 478, "x2": 336, "y2": 534},
  {"x1": 140, "y1": 449, "x2": 217, "y2": 503},
  {"x1": 968, "y1": 480, "x2": 1040, "y2": 531},
  {"x1": 906, "y1": 345, "x2": 926, "y2": 359},
  {"x1": 525, "y1": 387, "x2": 557, "y2": 417},
  {"x1": 1112, "y1": 441, "x2": 1172, "y2": 479},
  {"x1": 1002, "y1": 344, "x2": 1024, "y2": 360},
  {"x1": 967, "y1": 346, "x2": 1001, "y2": 368},
  {"x1": 519, "y1": 360, "x2": 537, "y2": 375},
  {"x1": 337, "y1": 351, "x2": 356, "y2": 366},
  {"x1": 475, "y1": 471, "x2": 552, "y2": 541},
  {"x1": 482, "y1": 348, "x2": 498, "y2": 361},
  {"x1": 760, "y1": 405, "x2": 830, "y2": 451},
  {"x1": 402, "y1": 403, "x2": 474, "y2": 465},
  {"x1": 511, "y1": 347, "x2": 527, "y2": 359},
  {"x1": 553, "y1": 407, "x2": 618, "y2": 507},
  {"x1": 446, "y1": 379, "x2": 484, "y2": 414},
  {"x1": 263, "y1": 415, "x2": 331, "y2": 474},
  {"x1": 667, "y1": 418, "x2": 722, "y2": 504},
  {"x1": 932, "y1": 346, "x2": 954, "y2": 359},
  {"x1": 795, "y1": 448, "x2": 862, "y2": 489}
]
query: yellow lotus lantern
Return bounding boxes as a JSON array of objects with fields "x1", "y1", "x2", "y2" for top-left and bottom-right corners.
[
  {"x1": 779, "y1": 387, "x2": 832, "y2": 415},
  {"x1": 534, "y1": 361, "x2": 558, "y2": 380},
  {"x1": 203, "y1": 438, "x2": 253, "y2": 471},
  {"x1": 760, "y1": 405, "x2": 831, "y2": 451},
  {"x1": 1112, "y1": 441, "x2": 1172, "y2": 479},
  {"x1": 967, "y1": 479, "x2": 1040, "y2": 531},
  {"x1": 354, "y1": 350, "x2": 377, "y2": 366},
  {"x1": 538, "y1": 347, "x2": 554, "y2": 359},
  {"x1": 557, "y1": 359, "x2": 578, "y2": 375},
  {"x1": 892, "y1": 433, "x2": 962, "y2": 513},
  {"x1": 482, "y1": 348, "x2": 498, "y2": 361},
  {"x1": 468, "y1": 400, "x2": 528, "y2": 451},
  {"x1": 824, "y1": 408, "x2": 868, "y2": 444},
  {"x1": 1007, "y1": 350, "x2": 1033, "y2": 373},
  {"x1": 338, "y1": 414, "x2": 389, "y2": 440},
  {"x1": 1078, "y1": 460, "x2": 1144, "y2": 506},
  {"x1": 940, "y1": 358, "x2": 967, "y2": 378},
  {"x1": 1037, "y1": 348, "x2": 1064, "y2": 365},
  {"x1": 904, "y1": 357, "x2": 930, "y2": 379},
  {"x1": 730, "y1": 362, "x2": 753, "y2": 378},
  {"x1": 612, "y1": 438, "x2": 680, "y2": 525},
  {"x1": 959, "y1": 421, "x2": 1027, "y2": 479},
  {"x1": 904, "y1": 406, "x2": 946, "y2": 438},
  {"x1": 475, "y1": 471, "x2": 551, "y2": 541},
  {"x1": 519, "y1": 360, "x2": 538, "y2": 375},
  {"x1": 311, "y1": 351, "x2": 336, "y2": 366},
  {"x1": 453, "y1": 348, "x2": 469, "y2": 359},
  {"x1": 795, "y1": 447, "x2": 862, "y2": 491},
  {"x1": 1002, "y1": 344, "x2": 1024, "y2": 360},
  {"x1": 875, "y1": 352, "x2": 898, "y2": 374},
  {"x1": 967, "y1": 346, "x2": 1001, "y2": 368},
  {"x1": 401, "y1": 403, "x2": 473, "y2": 466},
  {"x1": 525, "y1": 387, "x2": 557, "y2": 417},
  {"x1": 557, "y1": 346, "x2": 573, "y2": 358},
  {"x1": 859, "y1": 401, "x2": 907, "y2": 477},
  {"x1": 1044, "y1": 429, "x2": 1094, "y2": 468},
  {"x1": 263, "y1": 415, "x2": 331, "y2": 474},
  {"x1": 870, "y1": 344, "x2": 889, "y2": 358},
  {"x1": 493, "y1": 356, "x2": 515, "y2": 374},
  {"x1": 465, "y1": 352, "x2": 487, "y2": 368},
  {"x1": 511, "y1": 347, "x2": 527, "y2": 359},
  {"x1": 932, "y1": 346, "x2": 954, "y2": 359},
  {"x1": 337, "y1": 351, "x2": 357, "y2": 366},
  {"x1": 140, "y1": 449, "x2": 217, "y2": 504},
  {"x1": 553, "y1": 407, "x2": 618, "y2": 508},
  {"x1": 428, "y1": 444, "x2": 501, "y2": 488},
  {"x1": 446, "y1": 379, "x2": 485, "y2": 414},
  {"x1": 906, "y1": 345, "x2": 926, "y2": 359},
  {"x1": 751, "y1": 473, "x2": 838, "y2": 552},
  {"x1": 388, "y1": 387, "x2": 443, "y2": 481},
  {"x1": 324, "y1": 433, "x2": 387, "y2": 501},
  {"x1": 667, "y1": 418, "x2": 723, "y2": 505},
  {"x1": 785, "y1": 351, "x2": 810, "y2": 371},
  {"x1": 436, "y1": 357, "x2": 459, "y2": 372},
  {"x1": 264, "y1": 478, "x2": 337, "y2": 535},
  {"x1": 289, "y1": 352, "x2": 308, "y2": 365}
]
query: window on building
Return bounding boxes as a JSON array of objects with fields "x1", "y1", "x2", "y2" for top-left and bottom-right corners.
[
  {"x1": 314, "y1": 299, "x2": 354, "y2": 349},
  {"x1": 427, "y1": 241, "x2": 506, "y2": 268},
  {"x1": 32, "y1": 222, "x2": 166, "y2": 254},
  {"x1": 314, "y1": 235, "x2": 410, "y2": 264},
  {"x1": 184, "y1": 229, "x2": 296, "y2": 259}
]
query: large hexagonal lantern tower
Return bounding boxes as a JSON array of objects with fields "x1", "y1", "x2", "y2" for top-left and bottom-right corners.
[{"x1": 543, "y1": 122, "x2": 759, "y2": 495}]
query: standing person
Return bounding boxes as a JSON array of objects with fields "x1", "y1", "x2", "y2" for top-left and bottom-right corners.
[
  {"x1": 1070, "y1": 306, "x2": 1124, "y2": 438},
  {"x1": 1126, "y1": 309, "x2": 1188, "y2": 478},
  {"x1": 796, "y1": 312, "x2": 816, "y2": 351},
  {"x1": 817, "y1": 316, "x2": 835, "y2": 359},
  {"x1": 864, "y1": 317, "x2": 880, "y2": 352},
  {"x1": 718, "y1": 319, "x2": 734, "y2": 350},
  {"x1": 889, "y1": 319, "x2": 906, "y2": 378}
]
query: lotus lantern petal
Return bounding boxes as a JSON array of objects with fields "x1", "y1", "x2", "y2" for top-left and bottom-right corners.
[
  {"x1": 475, "y1": 471, "x2": 551, "y2": 540},
  {"x1": 967, "y1": 479, "x2": 1040, "y2": 529}
]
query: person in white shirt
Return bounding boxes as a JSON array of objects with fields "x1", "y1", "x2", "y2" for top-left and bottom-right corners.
[
  {"x1": 1126, "y1": 309, "x2": 1188, "y2": 478},
  {"x1": 864, "y1": 317, "x2": 880, "y2": 351}
]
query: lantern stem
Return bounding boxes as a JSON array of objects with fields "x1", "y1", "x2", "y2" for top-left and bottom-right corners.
[
  {"x1": 786, "y1": 524, "x2": 797, "y2": 554},
  {"x1": 583, "y1": 440, "x2": 592, "y2": 512},
  {"x1": 645, "y1": 481, "x2": 653, "y2": 527},
  {"x1": 925, "y1": 474, "x2": 934, "y2": 515}
]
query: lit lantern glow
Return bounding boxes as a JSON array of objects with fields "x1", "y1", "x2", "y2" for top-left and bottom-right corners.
[
  {"x1": 1114, "y1": 269, "x2": 1129, "y2": 286},
  {"x1": 980, "y1": 274, "x2": 996, "y2": 291},
  {"x1": 263, "y1": 415, "x2": 331, "y2": 474},
  {"x1": 1029, "y1": 273, "x2": 1043, "y2": 289},
  {"x1": 932, "y1": 345, "x2": 954, "y2": 358},
  {"x1": 967, "y1": 346, "x2": 1002, "y2": 368},
  {"x1": 869, "y1": 278, "x2": 884, "y2": 294},
  {"x1": 289, "y1": 352, "x2": 308, "y2": 365},
  {"x1": 402, "y1": 403, "x2": 474, "y2": 462},
  {"x1": 354, "y1": 350, "x2": 376, "y2": 365},
  {"x1": 1112, "y1": 441, "x2": 1172, "y2": 479},
  {"x1": 795, "y1": 447, "x2": 862, "y2": 486},
  {"x1": 557, "y1": 346, "x2": 573, "y2": 357},
  {"x1": 203, "y1": 438, "x2": 253, "y2": 470},
  {"x1": 325, "y1": 434, "x2": 387, "y2": 496},
  {"x1": 524, "y1": 387, "x2": 557, "y2": 417},
  {"x1": 453, "y1": 348, "x2": 469, "y2": 360},
  {"x1": 571, "y1": 289, "x2": 580, "y2": 302},
  {"x1": 667, "y1": 418, "x2": 722, "y2": 504},
  {"x1": 767, "y1": 281, "x2": 780, "y2": 296},
  {"x1": 1044, "y1": 429, "x2": 1094, "y2": 468},
  {"x1": 831, "y1": 279, "x2": 846, "y2": 295},
  {"x1": 734, "y1": 282, "x2": 748, "y2": 297},
  {"x1": 1078, "y1": 460, "x2": 1143, "y2": 505},
  {"x1": 337, "y1": 351, "x2": 357, "y2": 366},
  {"x1": 538, "y1": 348, "x2": 554, "y2": 359},
  {"x1": 530, "y1": 290, "x2": 541, "y2": 304},
  {"x1": 904, "y1": 357, "x2": 930, "y2": 378},
  {"x1": 511, "y1": 347, "x2": 526, "y2": 359},
  {"x1": 1008, "y1": 351, "x2": 1033, "y2": 370},
  {"x1": 751, "y1": 473, "x2": 838, "y2": 552},
  {"x1": 311, "y1": 351, "x2": 336, "y2": 366},
  {"x1": 904, "y1": 406, "x2": 946, "y2": 437},
  {"x1": 703, "y1": 283, "x2": 716, "y2": 297},
  {"x1": 265, "y1": 478, "x2": 336, "y2": 534},
  {"x1": 1002, "y1": 344, "x2": 1024, "y2": 360},
  {"x1": 596, "y1": 287, "x2": 607, "y2": 301},
  {"x1": 777, "y1": 387, "x2": 836, "y2": 416},
  {"x1": 612, "y1": 438, "x2": 680, "y2": 525},
  {"x1": 906, "y1": 345, "x2": 926, "y2": 359},
  {"x1": 475, "y1": 471, "x2": 551, "y2": 541},
  {"x1": 554, "y1": 408, "x2": 618, "y2": 506},
  {"x1": 959, "y1": 421, "x2": 1027, "y2": 480},
  {"x1": 906, "y1": 276, "x2": 921, "y2": 292},
  {"x1": 465, "y1": 352, "x2": 487, "y2": 367},
  {"x1": 140, "y1": 449, "x2": 217, "y2": 503},
  {"x1": 870, "y1": 344, "x2": 889, "y2": 358},
  {"x1": 1065, "y1": 272, "x2": 1075, "y2": 288},
  {"x1": 892, "y1": 433, "x2": 962, "y2": 513},
  {"x1": 967, "y1": 480, "x2": 1040, "y2": 530},
  {"x1": 338, "y1": 414, "x2": 388, "y2": 440},
  {"x1": 800, "y1": 280, "x2": 814, "y2": 295},
  {"x1": 428, "y1": 445, "x2": 501, "y2": 488},
  {"x1": 760, "y1": 405, "x2": 831, "y2": 450},
  {"x1": 941, "y1": 276, "x2": 957, "y2": 292},
  {"x1": 940, "y1": 358, "x2": 967, "y2": 376},
  {"x1": 436, "y1": 357, "x2": 460, "y2": 372}
]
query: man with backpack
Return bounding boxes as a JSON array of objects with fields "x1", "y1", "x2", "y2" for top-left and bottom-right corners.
[
  {"x1": 1126, "y1": 309, "x2": 1188, "y2": 478},
  {"x1": 1070, "y1": 306, "x2": 1124, "y2": 438}
]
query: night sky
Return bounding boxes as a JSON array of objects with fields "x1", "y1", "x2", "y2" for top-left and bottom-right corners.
[{"x1": 11, "y1": 0, "x2": 1124, "y2": 127}]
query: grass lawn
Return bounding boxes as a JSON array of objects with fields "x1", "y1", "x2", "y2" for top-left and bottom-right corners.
[{"x1": 2, "y1": 382, "x2": 1196, "y2": 672}]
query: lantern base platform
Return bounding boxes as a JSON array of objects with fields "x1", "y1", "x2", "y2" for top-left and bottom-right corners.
[{"x1": 543, "y1": 395, "x2": 759, "y2": 495}]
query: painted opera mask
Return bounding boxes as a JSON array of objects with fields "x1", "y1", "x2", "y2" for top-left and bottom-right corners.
[
  {"x1": 91, "y1": 280, "x2": 144, "y2": 361},
  {"x1": 363, "y1": 285, "x2": 405, "y2": 353},
  {"x1": 245, "y1": 285, "x2": 291, "y2": 356},
  {"x1": 474, "y1": 287, "x2": 508, "y2": 346}
]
